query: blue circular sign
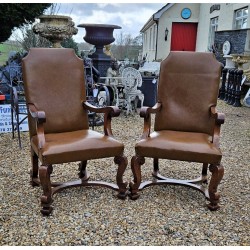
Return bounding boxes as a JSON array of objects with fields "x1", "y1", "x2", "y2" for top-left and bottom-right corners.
[{"x1": 181, "y1": 8, "x2": 192, "y2": 19}]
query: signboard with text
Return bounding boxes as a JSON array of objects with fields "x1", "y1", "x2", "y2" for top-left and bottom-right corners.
[{"x1": 0, "y1": 104, "x2": 28, "y2": 133}]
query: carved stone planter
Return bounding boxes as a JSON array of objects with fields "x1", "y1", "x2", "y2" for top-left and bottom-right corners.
[
  {"x1": 77, "y1": 23, "x2": 121, "y2": 76},
  {"x1": 33, "y1": 15, "x2": 78, "y2": 48},
  {"x1": 231, "y1": 54, "x2": 250, "y2": 70}
]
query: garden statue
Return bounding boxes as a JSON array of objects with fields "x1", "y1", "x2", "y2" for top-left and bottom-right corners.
[
  {"x1": 104, "y1": 44, "x2": 112, "y2": 57},
  {"x1": 105, "y1": 60, "x2": 120, "y2": 85},
  {"x1": 104, "y1": 60, "x2": 122, "y2": 107}
]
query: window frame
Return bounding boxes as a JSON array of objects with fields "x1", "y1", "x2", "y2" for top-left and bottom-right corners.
[
  {"x1": 208, "y1": 16, "x2": 219, "y2": 50},
  {"x1": 149, "y1": 27, "x2": 153, "y2": 50},
  {"x1": 234, "y1": 7, "x2": 248, "y2": 29}
]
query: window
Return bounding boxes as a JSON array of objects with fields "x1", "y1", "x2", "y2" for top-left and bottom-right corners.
[
  {"x1": 149, "y1": 28, "x2": 152, "y2": 50},
  {"x1": 153, "y1": 25, "x2": 156, "y2": 50},
  {"x1": 208, "y1": 17, "x2": 218, "y2": 50},
  {"x1": 234, "y1": 7, "x2": 248, "y2": 29},
  {"x1": 148, "y1": 25, "x2": 157, "y2": 50},
  {"x1": 144, "y1": 33, "x2": 147, "y2": 51}
]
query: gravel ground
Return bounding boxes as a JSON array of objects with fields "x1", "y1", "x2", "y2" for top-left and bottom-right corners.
[{"x1": 0, "y1": 100, "x2": 249, "y2": 246}]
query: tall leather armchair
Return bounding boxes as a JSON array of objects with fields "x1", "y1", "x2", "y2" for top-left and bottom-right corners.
[
  {"x1": 129, "y1": 51, "x2": 225, "y2": 210},
  {"x1": 22, "y1": 48, "x2": 128, "y2": 215}
]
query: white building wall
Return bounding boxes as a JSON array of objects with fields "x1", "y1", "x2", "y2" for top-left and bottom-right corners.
[
  {"x1": 156, "y1": 3, "x2": 200, "y2": 61},
  {"x1": 218, "y1": 3, "x2": 250, "y2": 31},
  {"x1": 196, "y1": 4, "x2": 213, "y2": 52},
  {"x1": 142, "y1": 23, "x2": 157, "y2": 61},
  {"x1": 196, "y1": 3, "x2": 250, "y2": 52},
  {"x1": 142, "y1": 3, "x2": 250, "y2": 62}
]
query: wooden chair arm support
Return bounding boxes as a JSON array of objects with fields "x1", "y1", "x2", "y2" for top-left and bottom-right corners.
[
  {"x1": 210, "y1": 106, "x2": 225, "y2": 148},
  {"x1": 140, "y1": 102, "x2": 162, "y2": 118},
  {"x1": 82, "y1": 101, "x2": 121, "y2": 137},
  {"x1": 82, "y1": 101, "x2": 120, "y2": 117},
  {"x1": 140, "y1": 102, "x2": 162, "y2": 139},
  {"x1": 210, "y1": 106, "x2": 225, "y2": 125},
  {"x1": 216, "y1": 112, "x2": 225, "y2": 125},
  {"x1": 28, "y1": 103, "x2": 46, "y2": 149},
  {"x1": 28, "y1": 103, "x2": 46, "y2": 123}
]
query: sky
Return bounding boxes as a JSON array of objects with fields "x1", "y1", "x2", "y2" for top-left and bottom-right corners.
[
  {"x1": 7, "y1": 0, "x2": 249, "y2": 44},
  {"x1": 40, "y1": 2, "x2": 166, "y2": 43}
]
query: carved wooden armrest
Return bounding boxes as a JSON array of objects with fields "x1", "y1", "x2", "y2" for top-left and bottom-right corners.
[
  {"x1": 140, "y1": 102, "x2": 162, "y2": 139},
  {"x1": 82, "y1": 101, "x2": 121, "y2": 137},
  {"x1": 210, "y1": 106, "x2": 225, "y2": 124},
  {"x1": 28, "y1": 103, "x2": 46, "y2": 149},
  {"x1": 83, "y1": 101, "x2": 120, "y2": 116},
  {"x1": 210, "y1": 106, "x2": 225, "y2": 148}
]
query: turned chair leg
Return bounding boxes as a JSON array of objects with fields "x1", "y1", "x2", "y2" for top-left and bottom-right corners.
[
  {"x1": 39, "y1": 164, "x2": 53, "y2": 216},
  {"x1": 153, "y1": 158, "x2": 159, "y2": 175},
  {"x1": 129, "y1": 155, "x2": 145, "y2": 200},
  {"x1": 30, "y1": 148, "x2": 39, "y2": 187},
  {"x1": 114, "y1": 155, "x2": 128, "y2": 199},
  {"x1": 202, "y1": 163, "x2": 208, "y2": 184},
  {"x1": 78, "y1": 161, "x2": 89, "y2": 181},
  {"x1": 207, "y1": 164, "x2": 224, "y2": 211}
]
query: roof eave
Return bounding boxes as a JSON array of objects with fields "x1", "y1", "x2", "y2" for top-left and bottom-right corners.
[
  {"x1": 140, "y1": 3, "x2": 175, "y2": 33},
  {"x1": 140, "y1": 16, "x2": 155, "y2": 32}
]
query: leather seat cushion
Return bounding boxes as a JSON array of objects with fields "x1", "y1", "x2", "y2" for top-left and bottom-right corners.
[
  {"x1": 31, "y1": 129, "x2": 124, "y2": 164},
  {"x1": 135, "y1": 130, "x2": 222, "y2": 164}
]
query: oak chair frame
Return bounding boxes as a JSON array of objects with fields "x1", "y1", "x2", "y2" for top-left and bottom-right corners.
[
  {"x1": 29, "y1": 102, "x2": 128, "y2": 215},
  {"x1": 28, "y1": 102, "x2": 128, "y2": 215},
  {"x1": 129, "y1": 102, "x2": 225, "y2": 211},
  {"x1": 129, "y1": 51, "x2": 225, "y2": 210}
]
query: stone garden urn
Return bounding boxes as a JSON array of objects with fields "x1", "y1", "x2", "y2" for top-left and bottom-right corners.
[
  {"x1": 77, "y1": 23, "x2": 121, "y2": 76},
  {"x1": 33, "y1": 15, "x2": 78, "y2": 48}
]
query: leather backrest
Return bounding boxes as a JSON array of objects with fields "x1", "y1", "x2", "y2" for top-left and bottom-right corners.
[
  {"x1": 22, "y1": 48, "x2": 89, "y2": 137},
  {"x1": 155, "y1": 51, "x2": 221, "y2": 135}
]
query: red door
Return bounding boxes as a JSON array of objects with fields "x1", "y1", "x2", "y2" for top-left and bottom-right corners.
[{"x1": 170, "y1": 22, "x2": 198, "y2": 51}]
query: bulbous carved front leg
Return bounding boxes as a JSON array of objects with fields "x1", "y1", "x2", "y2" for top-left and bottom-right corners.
[
  {"x1": 207, "y1": 164, "x2": 224, "y2": 211},
  {"x1": 129, "y1": 155, "x2": 145, "y2": 200},
  {"x1": 39, "y1": 165, "x2": 53, "y2": 215},
  {"x1": 114, "y1": 155, "x2": 128, "y2": 199}
]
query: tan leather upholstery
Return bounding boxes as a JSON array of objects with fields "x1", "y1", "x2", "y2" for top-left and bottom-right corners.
[
  {"x1": 22, "y1": 48, "x2": 89, "y2": 137},
  {"x1": 136, "y1": 131, "x2": 221, "y2": 164},
  {"x1": 31, "y1": 129, "x2": 124, "y2": 164},
  {"x1": 155, "y1": 51, "x2": 221, "y2": 135},
  {"x1": 22, "y1": 48, "x2": 124, "y2": 165},
  {"x1": 136, "y1": 52, "x2": 222, "y2": 163}
]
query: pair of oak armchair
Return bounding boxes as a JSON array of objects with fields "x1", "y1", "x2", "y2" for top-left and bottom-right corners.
[{"x1": 22, "y1": 48, "x2": 224, "y2": 215}]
